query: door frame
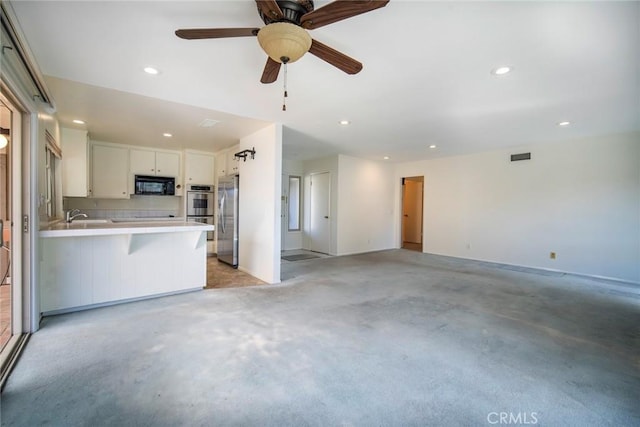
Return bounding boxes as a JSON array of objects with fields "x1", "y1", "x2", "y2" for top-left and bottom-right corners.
[
  {"x1": 0, "y1": 83, "x2": 33, "y2": 386},
  {"x1": 281, "y1": 172, "x2": 303, "y2": 252},
  {"x1": 400, "y1": 176, "x2": 424, "y2": 251},
  {"x1": 306, "y1": 171, "x2": 331, "y2": 254}
]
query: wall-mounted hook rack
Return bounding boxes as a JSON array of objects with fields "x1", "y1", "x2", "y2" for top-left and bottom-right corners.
[{"x1": 234, "y1": 147, "x2": 256, "y2": 162}]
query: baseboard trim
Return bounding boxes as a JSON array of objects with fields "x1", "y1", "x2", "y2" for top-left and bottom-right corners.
[
  {"x1": 423, "y1": 252, "x2": 640, "y2": 288},
  {"x1": 41, "y1": 287, "x2": 203, "y2": 317}
]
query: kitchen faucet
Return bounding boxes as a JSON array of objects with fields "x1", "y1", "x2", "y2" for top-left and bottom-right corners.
[{"x1": 65, "y1": 209, "x2": 88, "y2": 223}]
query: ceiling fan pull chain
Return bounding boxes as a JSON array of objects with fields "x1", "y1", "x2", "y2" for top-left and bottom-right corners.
[{"x1": 282, "y1": 61, "x2": 288, "y2": 111}]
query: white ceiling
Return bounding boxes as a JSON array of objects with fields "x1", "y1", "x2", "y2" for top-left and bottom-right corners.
[{"x1": 8, "y1": 0, "x2": 640, "y2": 162}]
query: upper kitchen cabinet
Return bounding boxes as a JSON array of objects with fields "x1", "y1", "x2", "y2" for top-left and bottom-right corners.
[
  {"x1": 215, "y1": 150, "x2": 227, "y2": 177},
  {"x1": 90, "y1": 143, "x2": 129, "y2": 199},
  {"x1": 130, "y1": 148, "x2": 182, "y2": 195},
  {"x1": 130, "y1": 148, "x2": 180, "y2": 178},
  {"x1": 216, "y1": 145, "x2": 240, "y2": 178},
  {"x1": 184, "y1": 151, "x2": 215, "y2": 185},
  {"x1": 155, "y1": 152, "x2": 181, "y2": 177},
  {"x1": 60, "y1": 128, "x2": 89, "y2": 197},
  {"x1": 226, "y1": 145, "x2": 240, "y2": 175}
]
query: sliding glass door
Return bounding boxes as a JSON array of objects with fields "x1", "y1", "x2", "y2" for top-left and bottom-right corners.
[
  {"x1": 0, "y1": 92, "x2": 23, "y2": 378},
  {"x1": 0, "y1": 99, "x2": 12, "y2": 353}
]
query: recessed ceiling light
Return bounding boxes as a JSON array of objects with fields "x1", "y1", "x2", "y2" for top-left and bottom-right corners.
[
  {"x1": 558, "y1": 121, "x2": 571, "y2": 127},
  {"x1": 144, "y1": 67, "x2": 159, "y2": 75},
  {"x1": 339, "y1": 120, "x2": 350, "y2": 125},
  {"x1": 72, "y1": 119, "x2": 85, "y2": 125},
  {"x1": 163, "y1": 133, "x2": 173, "y2": 138},
  {"x1": 383, "y1": 156, "x2": 390, "y2": 160},
  {"x1": 492, "y1": 66, "x2": 512, "y2": 75},
  {"x1": 429, "y1": 144, "x2": 437, "y2": 149}
]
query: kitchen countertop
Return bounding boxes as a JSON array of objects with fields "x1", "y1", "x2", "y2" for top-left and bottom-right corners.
[{"x1": 40, "y1": 219, "x2": 214, "y2": 238}]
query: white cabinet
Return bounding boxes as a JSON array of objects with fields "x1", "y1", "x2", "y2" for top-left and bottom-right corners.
[
  {"x1": 130, "y1": 149, "x2": 180, "y2": 177},
  {"x1": 90, "y1": 143, "x2": 129, "y2": 199},
  {"x1": 184, "y1": 152, "x2": 215, "y2": 185},
  {"x1": 216, "y1": 145, "x2": 240, "y2": 177},
  {"x1": 156, "y1": 152, "x2": 180, "y2": 177},
  {"x1": 215, "y1": 151, "x2": 228, "y2": 177},
  {"x1": 226, "y1": 145, "x2": 240, "y2": 175},
  {"x1": 130, "y1": 149, "x2": 182, "y2": 195},
  {"x1": 61, "y1": 128, "x2": 89, "y2": 197},
  {"x1": 130, "y1": 149, "x2": 156, "y2": 176}
]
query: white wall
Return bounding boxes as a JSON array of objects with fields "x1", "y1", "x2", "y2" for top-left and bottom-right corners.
[
  {"x1": 238, "y1": 124, "x2": 282, "y2": 284},
  {"x1": 395, "y1": 132, "x2": 640, "y2": 283},
  {"x1": 282, "y1": 158, "x2": 303, "y2": 250},
  {"x1": 337, "y1": 154, "x2": 395, "y2": 255},
  {"x1": 303, "y1": 155, "x2": 339, "y2": 254}
]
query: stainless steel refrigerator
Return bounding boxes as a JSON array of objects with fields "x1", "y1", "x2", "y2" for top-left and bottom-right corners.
[{"x1": 217, "y1": 175, "x2": 238, "y2": 267}]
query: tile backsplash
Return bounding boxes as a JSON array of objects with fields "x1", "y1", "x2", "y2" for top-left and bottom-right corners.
[{"x1": 64, "y1": 195, "x2": 182, "y2": 219}]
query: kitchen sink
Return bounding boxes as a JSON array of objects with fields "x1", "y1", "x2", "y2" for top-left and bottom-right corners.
[{"x1": 71, "y1": 219, "x2": 111, "y2": 224}]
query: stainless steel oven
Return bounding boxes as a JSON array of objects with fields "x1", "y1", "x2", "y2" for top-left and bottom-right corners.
[
  {"x1": 187, "y1": 216, "x2": 215, "y2": 241},
  {"x1": 186, "y1": 184, "x2": 215, "y2": 241},
  {"x1": 187, "y1": 185, "x2": 214, "y2": 217}
]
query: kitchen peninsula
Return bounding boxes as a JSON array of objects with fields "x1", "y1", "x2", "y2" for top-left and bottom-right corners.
[{"x1": 39, "y1": 219, "x2": 214, "y2": 315}]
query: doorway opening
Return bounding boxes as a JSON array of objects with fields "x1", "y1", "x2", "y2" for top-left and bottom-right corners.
[
  {"x1": 308, "y1": 171, "x2": 330, "y2": 254},
  {"x1": 401, "y1": 176, "x2": 424, "y2": 252}
]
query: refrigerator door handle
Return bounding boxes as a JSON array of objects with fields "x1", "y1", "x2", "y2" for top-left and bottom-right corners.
[{"x1": 220, "y1": 190, "x2": 226, "y2": 234}]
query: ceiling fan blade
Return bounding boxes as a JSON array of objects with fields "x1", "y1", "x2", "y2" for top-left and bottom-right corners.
[
  {"x1": 255, "y1": 0, "x2": 285, "y2": 21},
  {"x1": 175, "y1": 28, "x2": 259, "y2": 40},
  {"x1": 301, "y1": 0, "x2": 389, "y2": 30},
  {"x1": 309, "y1": 39, "x2": 363, "y2": 75},
  {"x1": 261, "y1": 57, "x2": 282, "y2": 84}
]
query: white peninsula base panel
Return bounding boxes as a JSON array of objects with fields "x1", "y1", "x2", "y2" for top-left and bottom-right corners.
[{"x1": 40, "y1": 228, "x2": 208, "y2": 315}]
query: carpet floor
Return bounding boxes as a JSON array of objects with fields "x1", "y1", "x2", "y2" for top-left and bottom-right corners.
[{"x1": 1, "y1": 249, "x2": 639, "y2": 426}]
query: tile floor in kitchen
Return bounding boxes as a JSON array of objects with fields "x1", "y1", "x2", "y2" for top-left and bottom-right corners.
[{"x1": 206, "y1": 250, "x2": 331, "y2": 289}]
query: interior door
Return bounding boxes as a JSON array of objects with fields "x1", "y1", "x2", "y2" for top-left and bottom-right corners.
[
  {"x1": 309, "y1": 172, "x2": 330, "y2": 254},
  {"x1": 402, "y1": 177, "x2": 424, "y2": 250}
]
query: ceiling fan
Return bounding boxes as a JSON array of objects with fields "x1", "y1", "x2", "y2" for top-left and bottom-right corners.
[{"x1": 175, "y1": 0, "x2": 390, "y2": 84}]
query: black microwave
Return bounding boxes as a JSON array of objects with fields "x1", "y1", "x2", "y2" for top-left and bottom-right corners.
[{"x1": 134, "y1": 175, "x2": 175, "y2": 196}]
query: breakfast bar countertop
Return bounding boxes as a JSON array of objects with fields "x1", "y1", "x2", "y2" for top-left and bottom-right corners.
[{"x1": 39, "y1": 219, "x2": 214, "y2": 238}]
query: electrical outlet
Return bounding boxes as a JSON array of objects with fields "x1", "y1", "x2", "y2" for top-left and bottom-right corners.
[
  {"x1": 466, "y1": 243, "x2": 471, "y2": 250},
  {"x1": 550, "y1": 252, "x2": 556, "y2": 259}
]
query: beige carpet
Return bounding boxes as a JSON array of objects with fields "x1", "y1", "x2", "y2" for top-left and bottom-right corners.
[{"x1": 205, "y1": 256, "x2": 268, "y2": 289}]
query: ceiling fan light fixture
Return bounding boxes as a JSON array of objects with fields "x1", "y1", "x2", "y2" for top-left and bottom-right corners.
[{"x1": 257, "y1": 22, "x2": 311, "y2": 64}]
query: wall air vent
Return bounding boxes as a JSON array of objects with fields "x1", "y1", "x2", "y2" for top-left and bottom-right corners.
[
  {"x1": 510, "y1": 152, "x2": 531, "y2": 162},
  {"x1": 198, "y1": 118, "x2": 219, "y2": 128}
]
